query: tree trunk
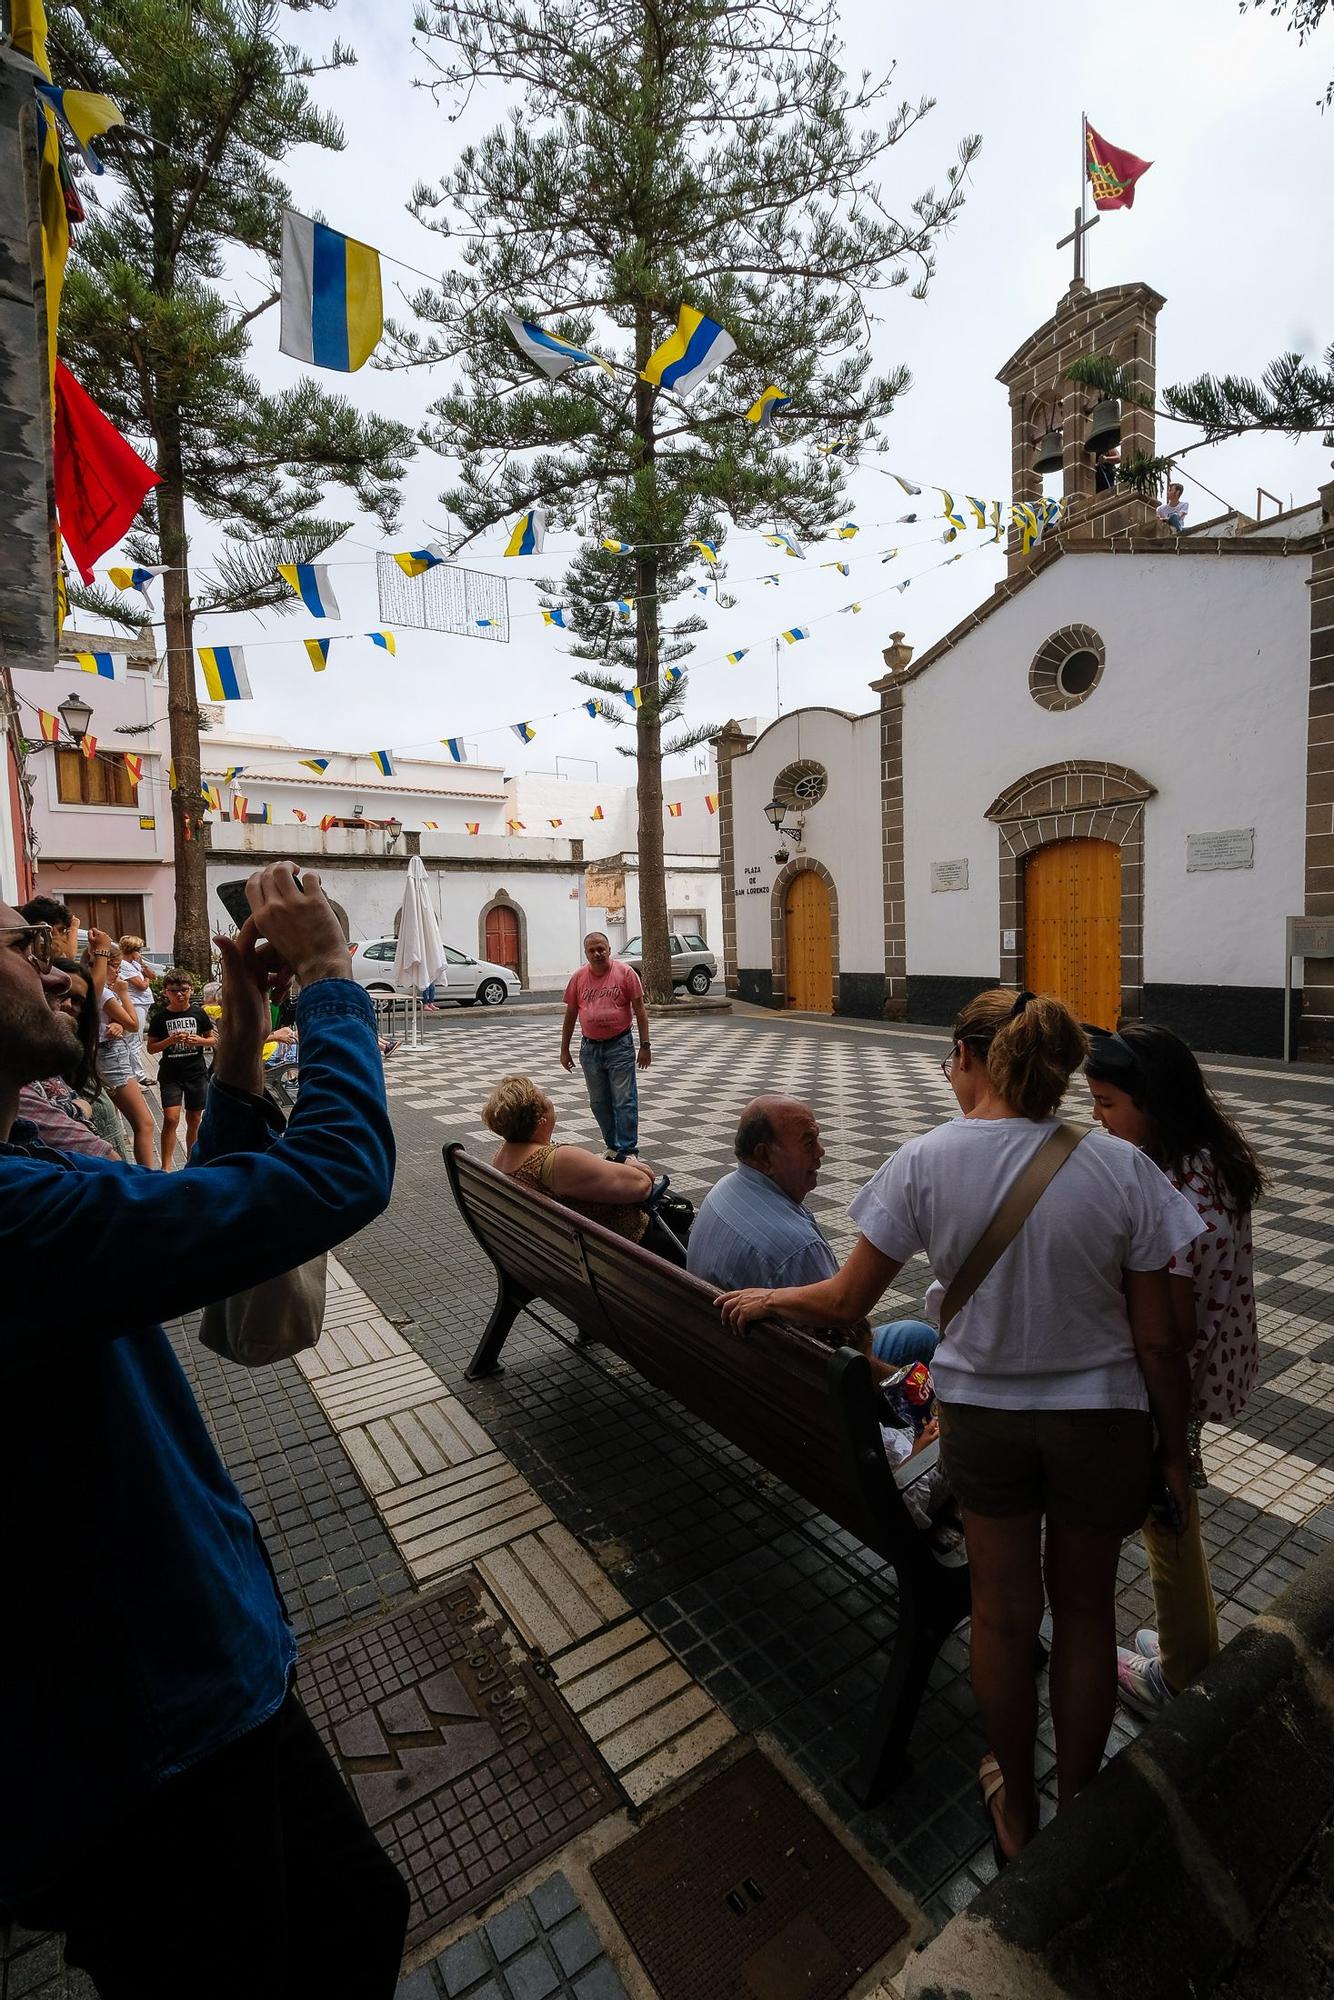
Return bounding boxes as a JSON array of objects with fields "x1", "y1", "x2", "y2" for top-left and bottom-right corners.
[
  {"x1": 633, "y1": 303, "x2": 670, "y2": 1005},
  {"x1": 157, "y1": 427, "x2": 210, "y2": 977}
]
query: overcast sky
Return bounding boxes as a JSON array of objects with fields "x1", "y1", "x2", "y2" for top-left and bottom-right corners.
[{"x1": 152, "y1": 0, "x2": 1333, "y2": 781}]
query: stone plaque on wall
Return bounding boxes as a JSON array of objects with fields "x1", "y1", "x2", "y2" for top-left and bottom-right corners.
[
  {"x1": 1186, "y1": 828, "x2": 1254, "y2": 873},
  {"x1": 930, "y1": 858, "x2": 969, "y2": 893}
]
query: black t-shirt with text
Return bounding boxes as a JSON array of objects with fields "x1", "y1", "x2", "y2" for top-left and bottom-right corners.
[{"x1": 146, "y1": 1002, "x2": 214, "y2": 1077}]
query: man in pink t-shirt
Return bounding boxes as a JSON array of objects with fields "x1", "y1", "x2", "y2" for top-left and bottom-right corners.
[{"x1": 559, "y1": 933, "x2": 652, "y2": 1158}]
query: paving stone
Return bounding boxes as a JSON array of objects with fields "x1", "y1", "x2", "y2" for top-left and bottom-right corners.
[
  {"x1": 571, "y1": 1964, "x2": 630, "y2": 2000},
  {"x1": 548, "y1": 1913, "x2": 601, "y2": 1978},
  {"x1": 484, "y1": 1902, "x2": 538, "y2": 1962},
  {"x1": 396, "y1": 1968, "x2": 442, "y2": 2000},
  {"x1": 528, "y1": 1874, "x2": 580, "y2": 1929},
  {"x1": 439, "y1": 1931, "x2": 491, "y2": 1995},
  {"x1": 502, "y1": 1943, "x2": 561, "y2": 2000}
]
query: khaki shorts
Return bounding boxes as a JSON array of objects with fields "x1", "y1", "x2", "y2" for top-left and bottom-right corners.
[{"x1": 937, "y1": 1403, "x2": 1154, "y2": 1536}]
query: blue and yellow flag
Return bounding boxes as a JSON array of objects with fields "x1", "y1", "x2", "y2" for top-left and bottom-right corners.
[
  {"x1": 369, "y1": 750, "x2": 394, "y2": 776},
  {"x1": 624, "y1": 687, "x2": 644, "y2": 709},
  {"x1": 820, "y1": 562, "x2": 850, "y2": 576},
  {"x1": 662, "y1": 666, "x2": 684, "y2": 686},
  {"x1": 394, "y1": 543, "x2": 446, "y2": 577},
  {"x1": 839, "y1": 602, "x2": 863, "y2": 615},
  {"x1": 641, "y1": 305, "x2": 735, "y2": 396},
  {"x1": 725, "y1": 649, "x2": 749, "y2": 664},
  {"x1": 304, "y1": 637, "x2": 331, "y2": 671},
  {"x1": 504, "y1": 314, "x2": 613, "y2": 379},
  {"x1": 279, "y1": 209, "x2": 382, "y2": 373},
  {"x1": 222, "y1": 766, "x2": 245, "y2": 783},
  {"x1": 33, "y1": 81, "x2": 124, "y2": 174},
  {"x1": 837, "y1": 522, "x2": 859, "y2": 540},
  {"x1": 475, "y1": 617, "x2": 498, "y2": 630},
  {"x1": 511, "y1": 721, "x2": 536, "y2": 743},
  {"x1": 369, "y1": 630, "x2": 395, "y2": 653},
  {"x1": 504, "y1": 509, "x2": 545, "y2": 557},
  {"x1": 107, "y1": 564, "x2": 162, "y2": 600},
  {"x1": 763, "y1": 530, "x2": 805, "y2": 560},
  {"x1": 690, "y1": 538, "x2": 719, "y2": 565},
  {"x1": 600, "y1": 538, "x2": 633, "y2": 554},
  {"x1": 442, "y1": 737, "x2": 464, "y2": 761},
  {"x1": 197, "y1": 646, "x2": 252, "y2": 701},
  {"x1": 300, "y1": 757, "x2": 330, "y2": 774},
  {"x1": 781, "y1": 626, "x2": 810, "y2": 645},
  {"x1": 73, "y1": 649, "x2": 124, "y2": 681},
  {"x1": 542, "y1": 607, "x2": 567, "y2": 628},
  {"x1": 278, "y1": 562, "x2": 341, "y2": 618},
  {"x1": 967, "y1": 496, "x2": 988, "y2": 529},
  {"x1": 745, "y1": 385, "x2": 790, "y2": 428},
  {"x1": 584, "y1": 700, "x2": 604, "y2": 718}
]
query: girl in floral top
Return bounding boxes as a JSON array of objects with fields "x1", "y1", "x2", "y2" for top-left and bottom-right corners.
[{"x1": 1086, "y1": 1024, "x2": 1265, "y2": 1716}]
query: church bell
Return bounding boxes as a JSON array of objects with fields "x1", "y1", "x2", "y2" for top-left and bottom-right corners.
[
  {"x1": 1032, "y1": 427, "x2": 1064, "y2": 475},
  {"x1": 1084, "y1": 399, "x2": 1122, "y2": 456}
]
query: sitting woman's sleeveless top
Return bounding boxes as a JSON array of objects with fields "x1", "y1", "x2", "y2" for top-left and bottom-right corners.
[{"x1": 508, "y1": 1142, "x2": 648, "y2": 1244}]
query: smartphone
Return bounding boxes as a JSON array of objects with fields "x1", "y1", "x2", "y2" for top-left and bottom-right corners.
[
  {"x1": 216, "y1": 873, "x2": 303, "y2": 931},
  {"x1": 1148, "y1": 1478, "x2": 1186, "y2": 1535}
]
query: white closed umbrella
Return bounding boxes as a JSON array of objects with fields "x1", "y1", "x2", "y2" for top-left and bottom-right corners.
[{"x1": 393, "y1": 853, "x2": 447, "y2": 993}]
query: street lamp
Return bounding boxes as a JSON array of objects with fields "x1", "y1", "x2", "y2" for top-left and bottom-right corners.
[
  {"x1": 57, "y1": 691, "x2": 94, "y2": 746},
  {"x1": 386, "y1": 817, "x2": 402, "y2": 851},
  {"x1": 763, "y1": 798, "x2": 785, "y2": 833}
]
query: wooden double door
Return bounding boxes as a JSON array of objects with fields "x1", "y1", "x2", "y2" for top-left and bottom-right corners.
[
  {"x1": 784, "y1": 870, "x2": 833, "y2": 1013},
  {"x1": 1024, "y1": 838, "x2": 1120, "y2": 1029}
]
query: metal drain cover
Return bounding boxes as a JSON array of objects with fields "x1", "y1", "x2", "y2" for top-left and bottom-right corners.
[
  {"x1": 298, "y1": 1575, "x2": 619, "y2": 1950},
  {"x1": 592, "y1": 1748, "x2": 907, "y2": 2000}
]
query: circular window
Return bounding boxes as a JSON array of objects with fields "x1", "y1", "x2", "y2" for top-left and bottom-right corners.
[
  {"x1": 1029, "y1": 625, "x2": 1106, "y2": 711},
  {"x1": 772, "y1": 759, "x2": 828, "y2": 810}
]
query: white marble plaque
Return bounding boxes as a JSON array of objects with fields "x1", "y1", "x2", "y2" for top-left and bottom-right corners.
[
  {"x1": 1002, "y1": 929, "x2": 1017, "y2": 953},
  {"x1": 1186, "y1": 828, "x2": 1254, "y2": 873},
  {"x1": 930, "y1": 858, "x2": 969, "y2": 893}
]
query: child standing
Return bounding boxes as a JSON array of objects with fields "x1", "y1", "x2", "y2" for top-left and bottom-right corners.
[
  {"x1": 146, "y1": 971, "x2": 216, "y2": 1171},
  {"x1": 1086, "y1": 1023, "x2": 1265, "y2": 1715}
]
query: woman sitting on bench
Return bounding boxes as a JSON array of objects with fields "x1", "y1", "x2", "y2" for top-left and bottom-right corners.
[{"x1": 483, "y1": 1074, "x2": 656, "y2": 1244}]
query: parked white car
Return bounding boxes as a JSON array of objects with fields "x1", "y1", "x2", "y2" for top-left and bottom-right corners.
[{"x1": 348, "y1": 939, "x2": 519, "y2": 1007}]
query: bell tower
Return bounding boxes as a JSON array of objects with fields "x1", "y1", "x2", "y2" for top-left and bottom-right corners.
[{"x1": 997, "y1": 277, "x2": 1166, "y2": 575}]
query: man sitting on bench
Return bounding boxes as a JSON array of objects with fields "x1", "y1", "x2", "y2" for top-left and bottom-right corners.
[{"x1": 687, "y1": 1096, "x2": 939, "y2": 1372}]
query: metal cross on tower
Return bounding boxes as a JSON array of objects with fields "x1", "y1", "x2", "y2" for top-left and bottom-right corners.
[{"x1": 1056, "y1": 204, "x2": 1100, "y2": 284}]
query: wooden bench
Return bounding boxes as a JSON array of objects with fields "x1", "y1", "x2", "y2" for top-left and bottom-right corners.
[{"x1": 444, "y1": 1143, "x2": 971, "y2": 1804}]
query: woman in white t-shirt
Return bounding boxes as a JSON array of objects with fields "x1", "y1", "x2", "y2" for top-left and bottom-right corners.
[
  {"x1": 1085, "y1": 1024, "x2": 1265, "y2": 1719},
  {"x1": 718, "y1": 988, "x2": 1204, "y2": 1869}
]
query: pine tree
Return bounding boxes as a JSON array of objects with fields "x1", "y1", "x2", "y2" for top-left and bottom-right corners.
[
  {"x1": 48, "y1": 0, "x2": 415, "y2": 973},
  {"x1": 395, "y1": 0, "x2": 977, "y2": 999}
]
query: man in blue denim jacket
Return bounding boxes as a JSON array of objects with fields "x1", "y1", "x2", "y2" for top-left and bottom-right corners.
[{"x1": 0, "y1": 865, "x2": 408, "y2": 1999}]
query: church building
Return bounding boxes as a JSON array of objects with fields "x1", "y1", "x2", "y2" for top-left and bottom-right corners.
[{"x1": 719, "y1": 277, "x2": 1334, "y2": 1059}]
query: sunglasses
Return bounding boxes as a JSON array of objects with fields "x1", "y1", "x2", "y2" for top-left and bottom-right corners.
[{"x1": 0, "y1": 922, "x2": 53, "y2": 973}]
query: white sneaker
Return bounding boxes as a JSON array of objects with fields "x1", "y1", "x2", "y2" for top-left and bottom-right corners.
[
  {"x1": 1134, "y1": 1629, "x2": 1162, "y2": 1661},
  {"x1": 1117, "y1": 1647, "x2": 1173, "y2": 1718}
]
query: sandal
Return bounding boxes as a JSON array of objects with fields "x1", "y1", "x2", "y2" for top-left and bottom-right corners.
[{"x1": 978, "y1": 1752, "x2": 1010, "y2": 1873}]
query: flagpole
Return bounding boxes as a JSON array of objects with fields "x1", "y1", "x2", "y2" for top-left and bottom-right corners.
[{"x1": 1080, "y1": 110, "x2": 1090, "y2": 287}]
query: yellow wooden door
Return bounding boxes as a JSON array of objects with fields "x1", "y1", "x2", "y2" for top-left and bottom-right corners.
[
  {"x1": 1024, "y1": 839, "x2": 1120, "y2": 1029},
  {"x1": 785, "y1": 870, "x2": 833, "y2": 1012}
]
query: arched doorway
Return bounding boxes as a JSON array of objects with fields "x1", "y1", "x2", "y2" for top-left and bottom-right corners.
[
  {"x1": 484, "y1": 901, "x2": 521, "y2": 974},
  {"x1": 1024, "y1": 838, "x2": 1120, "y2": 1028},
  {"x1": 785, "y1": 870, "x2": 833, "y2": 1013}
]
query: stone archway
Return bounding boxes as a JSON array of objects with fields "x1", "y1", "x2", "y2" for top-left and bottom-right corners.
[
  {"x1": 478, "y1": 889, "x2": 529, "y2": 990},
  {"x1": 770, "y1": 855, "x2": 841, "y2": 1013},
  {"x1": 985, "y1": 760, "x2": 1155, "y2": 1022}
]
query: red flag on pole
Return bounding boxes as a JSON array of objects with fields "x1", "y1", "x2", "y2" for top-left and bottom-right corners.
[
  {"x1": 53, "y1": 361, "x2": 161, "y2": 583},
  {"x1": 1085, "y1": 123, "x2": 1152, "y2": 211}
]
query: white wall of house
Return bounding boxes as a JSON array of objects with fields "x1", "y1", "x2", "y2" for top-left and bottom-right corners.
[{"x1": 901, "y1": 551, "x2": 1311, "y2": 990}]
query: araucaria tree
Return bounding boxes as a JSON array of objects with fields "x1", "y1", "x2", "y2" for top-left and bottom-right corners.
[
  {"x1": 398, "y1": 0, "x2": 978, "y2": 1000},
  {"x1": 50, "y1": 0, "x2": 414, "y2": 974}
]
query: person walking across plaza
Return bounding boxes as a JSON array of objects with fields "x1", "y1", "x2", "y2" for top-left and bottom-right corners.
[
  {"x1": 559, "y1": 931, "x2": 651, "y2": 1160},
  {"x1": 1085, "y1": 1023, "x2": 1265, "y2": 1716},
  {"x1": 147, "y1": 969, "x2": 216, "y2": 1170},
  {"x1": 0, "y1": 864, "x2": 408, "y2": 1998}
]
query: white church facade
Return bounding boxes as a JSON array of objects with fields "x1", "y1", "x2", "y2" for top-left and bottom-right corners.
[{"x1": 720, "y1": 278, "x2": 1334, "y2": 1059}]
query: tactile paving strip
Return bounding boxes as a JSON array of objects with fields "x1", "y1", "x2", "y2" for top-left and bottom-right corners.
[
  {"x1": 298, "y1": 1574, "x2": 620, "y2": 1951},
  {"x1": 592, "y1": 1748, "x2": 907, "y2": 2000}
]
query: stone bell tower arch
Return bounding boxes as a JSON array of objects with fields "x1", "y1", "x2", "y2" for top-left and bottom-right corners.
[{"x1": 998, "y1": 278, "x2": 1166, "y2": 574}]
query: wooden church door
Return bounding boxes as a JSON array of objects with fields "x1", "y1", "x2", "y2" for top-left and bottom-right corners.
[
  {"x1": 784, "y1": 871, "x2": 833, "y2": 1013},
  {"x1": 484, "y1": 903, "x2": 520, "y2": 974},
  {"x1": 1024, "y1": 839, "x2": 1120, "y2": 1029}
]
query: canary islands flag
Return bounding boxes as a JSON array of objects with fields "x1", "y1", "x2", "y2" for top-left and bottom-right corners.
[
  {"x1": 300, "y1": 758, "x2": 330, "y2": 774},
  {"x1": 370, "y1": 631, "x2": 395, "y2": 653},
  {"x1": 107, "y1": 564, "x2": 162, "y2": 601},
  {"x1": 542, "y1": 607, "x2": 567, "y2": 628},
  {"x1": 745, "y1": 385, "x2": 790, "y2": 428},
  {"x1": 197, "y1": 646, "x2": 251, "y2": 701},
  {"x1": 279, "y1": 209, "x2": 382, "y2": 373},
  {"x1": 278, "y1": 562, "x2": 340, "y2": 618},
  {"x1": 623, "y1": 687, "x2": 644, "y2": 709},
  {"x1": 369, "y1": 750, "x2": 394, "y2": 776},
  {"x1": 442, "y1": 738, "x2": 464, "y2": 761},
  {"x1": 504, "y1": 314, "x2": 612, "y2": 379},
  {"x1": 504, "y1": 509, "x2": 545, "y2": 557},
  {"x1": 837, "y1": 522, "x2": 858, "y2": 540},
  {"x1": 641, "y1": 305, "x2": 736, "y2": 396},
  {"x1": 74, "y1": 650, "x2": 124, "y2": 681},
  {"x1": 33, "y1": 82, "x2": 124, "y2": 174},
  {"x1": 511, "y1": 721, "x2": 536, "y2": 743},
  {"x1": 725, "y1": 649, "x2": 749, "y2": 664},
  {"x1": 305, "y1": 638, "x2": 331, "y2": 671},
  {"x1": 691, "y1": 538, "x2": 719, "y2": 565},
  {"x1": 394, "y1": 543, "x2": 446, "y2": 577},
  {"x1": 764, "y1": 530, "x2": 805, "y2": 560},
  {"x1": 223, "y1": 766, "x2": 245, "y2": 783},
  {"x1": 781, "y1": 626, "x2": 810, "y2": 645}
]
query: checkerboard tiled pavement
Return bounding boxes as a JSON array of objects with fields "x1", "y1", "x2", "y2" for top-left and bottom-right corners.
[{"x1": 7, "y1": 1009, "x2": 1334, "y2": 1999}]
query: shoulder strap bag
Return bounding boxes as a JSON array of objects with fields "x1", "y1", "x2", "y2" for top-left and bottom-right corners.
[
  {"x1": 200, "y1": 1253, "x2": 327, "y2": 1368},
  {"x1": 937, "y1": 1122, "x2": 1090, "y2": 1336}
]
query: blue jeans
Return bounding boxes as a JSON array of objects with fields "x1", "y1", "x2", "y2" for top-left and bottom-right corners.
[
  {"x1": 580, "y1": 1030, "x2": 638, "y2": 1155},
  {"x1": 871, "y1": 1319, "x2": 939, "y2": 1367}
]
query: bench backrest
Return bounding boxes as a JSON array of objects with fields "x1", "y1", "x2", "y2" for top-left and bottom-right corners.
[{"x1": 446, "y1": 1147, "x2": 917, "y2": 1565}]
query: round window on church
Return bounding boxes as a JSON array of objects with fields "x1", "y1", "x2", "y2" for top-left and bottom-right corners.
[
  {"x1": 772, "y1": 759, "x2": 829, "y2": 811},
  {"x1": 1029, "y1": 624, "x2": 1106, "y2": 711}
]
